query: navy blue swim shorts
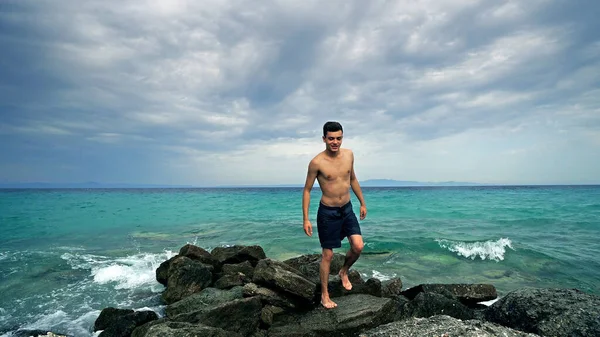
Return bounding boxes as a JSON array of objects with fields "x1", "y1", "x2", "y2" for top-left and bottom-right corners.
[{"x1": 317, "y1": 201, "x2": 361, "y2": 249}]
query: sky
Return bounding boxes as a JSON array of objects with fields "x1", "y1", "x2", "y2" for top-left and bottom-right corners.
[{"x1": 1, "y1": 0, "x2": 599, "y2": 186}]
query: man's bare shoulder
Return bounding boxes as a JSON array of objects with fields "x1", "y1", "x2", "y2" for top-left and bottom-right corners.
[{"x1": 309, "y1": 151, "x2": 326, "y2": 167}]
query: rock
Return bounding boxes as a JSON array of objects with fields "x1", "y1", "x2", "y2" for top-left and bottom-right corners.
[
  {"x1": 260, "y1": 305, "x2": 285, "y2": 327},
  {"x1": 171, "y1": 297, "x2": 263, "y2": 336},
  {"x1": 402, "y1": 292, "x2": 476, "y2": 320},
  {"x1": 179, "y1": 244, "x2": 219, "y2": 268},
  {"x1": 156, "y1": 255, "x2": 178, "y2": 286},
  {"x1": 214, "y1": 272, "x2": 251, "y2": 289},
  {"x1": 269, "y1": 294, "x2": 396, "y2": 337},
  {"x1": 401, "y1": 283, "x2": 497, "y2": 305},
  {"x1": 132, "y1": 320, "x2": 241, "y2": 337},
  {"x1": 381, "y1": 278, "x2": 403, "y2": 298},
  {"x1": 360, "y1": 315, "x2": 541, "y2": 336},
  {"x1": 362, "y1": 278, "x2": 382, "y2": 297},
  {"x1": 161, "y1": 256, "x2": 214, "y2": 304},
  {"x1": 165, "y1": 286, "x2": 244, "y2": 318},
  {"x1": 211, "y1": 245, "x2": 266, "y2": 266},
  {"x1": 221, "y1": 260, "x2": 255, "y2": 278},
  {"x1": 243, "y1": 283, "x2": 304, "y2": 309},
  {"x1": 252, "y1": 258, "x2": 316, "y2": 302},
  {"x1": 93, "y1": 307, "x2": 158, "y2": 337},
  {"x1": 320, "y1": 270, "x2": 365, "y2": 298},
  {"x1": 485, "y1": 287, "x2": 600, "y2": 337},
  {"x1": 283, "y1": 253, "x2": 345, "y2": 283}
]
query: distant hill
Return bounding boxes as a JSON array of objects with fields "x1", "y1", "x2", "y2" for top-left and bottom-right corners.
[
  {"x1": 360, "y1": 179, "x2": 485, "y2": 187},
  {"x1": 0, "y1": 179, "x2": 484, "y2": 189}
]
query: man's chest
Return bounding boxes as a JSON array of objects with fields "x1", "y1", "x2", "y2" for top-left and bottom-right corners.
[{"x1": 318, "y1": 161, "x2": 352, "y2": 181}]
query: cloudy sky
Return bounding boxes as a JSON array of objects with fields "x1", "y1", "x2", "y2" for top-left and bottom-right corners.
[{"x1": 1, "y1": 0, "x2": 599, "y2": 186}]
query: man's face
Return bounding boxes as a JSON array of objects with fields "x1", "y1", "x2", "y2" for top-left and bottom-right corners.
[{"x1": 323, "y1": 131, "x2": 343, "y2": 152}]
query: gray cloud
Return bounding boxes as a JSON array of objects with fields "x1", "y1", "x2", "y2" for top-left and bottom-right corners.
[{"x1": 1, "y1": 0, "x2": 599, "y2": 185}]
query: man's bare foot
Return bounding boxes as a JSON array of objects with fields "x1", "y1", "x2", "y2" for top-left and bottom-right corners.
[
  {"x1": 320, "y1": 296, "x2": 337, "y2": 309},
  {"x1": 339, "y1": 270, "x2": 352, "y2": 290}
]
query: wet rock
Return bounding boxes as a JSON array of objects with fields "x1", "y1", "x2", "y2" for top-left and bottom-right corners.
[
  {"x1": 93, "y1": 307, "x2": 158, "y2": 337},
  {"x1": 253, "y1": 258, "x2": 316, "y2": 302},
  {"x1": 171, "y1": 297, "x2": 262, "y2": 336},
  {"x1": 283, "y1": 253, "x2": 345, "y2": 284},
  {"x1": 485, "y1": 287, "x2": 600, "y2": 337},
  {"x1": 179, "y1": 244, "x2": 219, "y2": 268},
  {"x1": 360, "y1": 315, "x2": 541, "y2": 337},
  {"x1": 243, "y1": 282, "x2": 304, "y2": 309},
  {"x1": 401, "y1": 283, "x2": 497, "y2": 305},
  {"x1": 211, "y1": 245, "x2": 266, "y2": 266},
  {"x1": 165, "y1": 286, "x2": 244, "y2": 318},
  {"x1": 269, "y1": 294, "x2": 396, "y2": 337},
  {"x1": 155, "y1": 255, "x2": 178, "y2": 286},
  {"x1": 132, "y1": 320, "x2": 240, "y2": 337},
  {"x1": 381, "y1": 278, "x2": 403, "y2": 298},
  {"x1": 161, "y1": 256, "x2": 214, "y2": 304}
]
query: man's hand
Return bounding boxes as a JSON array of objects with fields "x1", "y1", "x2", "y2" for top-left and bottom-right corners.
[
  {"x1": 303, "y1": 220, "x2": 313, "y2": 237},
  {"x1": 360, "y1": 205, "x2": 367, "y2": 220}
]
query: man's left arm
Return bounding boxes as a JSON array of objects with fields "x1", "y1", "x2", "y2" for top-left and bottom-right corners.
[{"x1": 350, "y1": 151, "x2": 367, "y2": 220}]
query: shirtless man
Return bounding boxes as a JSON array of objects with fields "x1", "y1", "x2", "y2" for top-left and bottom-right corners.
[{"x1": 302, "y1": 121, "x2": 367, "y2": 309}]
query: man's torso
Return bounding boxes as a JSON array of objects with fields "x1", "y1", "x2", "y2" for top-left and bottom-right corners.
[{"x1": 315, "y1": 149, "x2": 353, "y2": 207}]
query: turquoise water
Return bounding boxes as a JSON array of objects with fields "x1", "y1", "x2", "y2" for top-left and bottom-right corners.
[{"x1": 1, "y1": 186, "x2": 599, "y2": 336}]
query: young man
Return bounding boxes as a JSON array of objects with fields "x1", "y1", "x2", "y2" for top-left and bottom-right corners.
[{"x1": 302, "y1": 121, "x2": 367, "y2": 309}]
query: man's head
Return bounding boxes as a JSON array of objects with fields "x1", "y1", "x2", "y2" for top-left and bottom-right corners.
[{"x1": 322, "y1": 121, "x2": 343, "y2": 153}]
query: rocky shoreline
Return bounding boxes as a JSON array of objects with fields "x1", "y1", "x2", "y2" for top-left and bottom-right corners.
[{"x1": 17, "y1": 244, "x2": 600, "y2": 337}]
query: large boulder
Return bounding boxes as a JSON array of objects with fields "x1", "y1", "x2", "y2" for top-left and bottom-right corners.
[
  {"x1": 171, "y1": 297, "x2": 263, "y2": 336},
  {"x1": 400, "y1": 292, "x2": 476, "y2": 320},
  {"x1": 361, "y1": 315, "x2": 541, "y2": 336},
  {"x1": 179, "y1": 244, "x2": 219, "y2": 268},
  {"x1": 243, "y1": 283, "x2": 305, "y2": 309},
  {"x1": 211, "y1": 245, "x2": 266, "y2": 266},
  {"x1": 93, "y1": 307, "x2": 158, "y2": 337},
  {"x1": 156, "y1": 255, "x2": 178, "y2": 286},
  {"x1": 381, "y1": 278, "x2": 403, "y2": 298},
  {"x1": 165, "y1": 286, "x2": 244, "y2": 318},
  {"x1": 268, "y1": 294, "x2": 396, "y2": 337},
  {"x1": 401, "y1": 283, "x2": 497, "y2": 305},
  {"x1": 283, "y1": 253, "x2": 345, "y2": 283},
  {"x1": 132, "y1": 320, "x2": 241, "y2": 337},
  {"x1": 161, "y1": 256, "x2": 214, "y2": 304},
  {"x1": 252, "y1": 258, "x2": 316, "y2": 302},
  {"x1": 485, "y1": 287, "x2": 600, "y2": 337}
]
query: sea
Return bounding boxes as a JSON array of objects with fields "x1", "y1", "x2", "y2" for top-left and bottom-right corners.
[{"x1": 1, "y1": 186, "x2": 599, "y2": 336}]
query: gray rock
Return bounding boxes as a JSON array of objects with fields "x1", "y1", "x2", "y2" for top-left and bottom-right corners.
[
  {"x1": 13, "y1": 331, "x2": 71, "y2": 337},
  {"x1": 360, "y1": 315, "x2": 541, "y2": 337},
  {"x1": 171, "y1": 297, "x2": 262, "y2": 336},
  {"x1": 221, "y1": 260, "x2": 255, "y2": 278},
  {"x1": 260, "y1": 305, "x2": 285, "y2": 327},
  {"x1": 161, "y1": 256, "x2": 214, "y2": 304},
  {"x1": 93, "y1": 307, "x2": 158, "y2": 337},
  {"x1": 381, "y1": 278, "x2": 403, "y2": 298},
  {"x1": 402, "y1": 292, "x2": 476, "y2": 320},
  {"x1": 132, "y1": 320, "x2": 241, "y2": 337},
  {"x1": 283, "y1": 253, "x2": 346, "y2": 283},
  {"x1": 485, "y1": 287, "x2": 600, "y2": 337},
  {"x1": 179, "y1": 244, "x2": 219, "y2": 268},
  {"x1": 243, "y1": 283, "x2": 303, "y2": 309},
  {"x1": 321, "y1": 270, "x2": 365, "y2": 299},
  {"x1": 252, "y1": 258, "x2": 316, "y2": 302},
  {"x1": 214, "y1": 272, "x2": 251, "y2": 289},
  {"x1": 156, "y1": 255, "x2": 178, "y2": 286},
  {"x1": 211, "y1": 245, "x2": 266, "y2": 266},
  {"x1": 401, "y1": 283, "x2": 497, "y2": 305},
  {"x1": 269, "y1": 294, "x2": 396, "y2": 337},
  {"x1": 165, "y1": 286, "x2": 244, "y2": 318}
]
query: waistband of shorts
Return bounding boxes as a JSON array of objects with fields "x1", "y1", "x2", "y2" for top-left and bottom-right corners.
[{"x1": 319, "y1": 201, "x2": 352, "y2": 210}]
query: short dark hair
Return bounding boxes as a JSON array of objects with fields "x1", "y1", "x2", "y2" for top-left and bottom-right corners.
[{"x1": 323, "y1": 121, "x2": 343, "y2": 137}]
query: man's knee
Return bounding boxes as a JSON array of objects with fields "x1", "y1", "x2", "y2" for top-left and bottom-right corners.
[
  {"x1": 322, "y1": 249, "x2": 334, "y2": 262},
  {"x1": 351, "y1": 241, "x2": 364, "y2": 255}
]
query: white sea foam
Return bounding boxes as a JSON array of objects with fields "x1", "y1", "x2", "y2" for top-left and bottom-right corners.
[
  {"x1": 436, "y1": 238, "x2": 514, "y2": 262},
  {"x1": 61, "y1": 250, "x2": 175, "y2": 291}
]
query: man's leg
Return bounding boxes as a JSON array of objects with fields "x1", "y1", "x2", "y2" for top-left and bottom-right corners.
[
  {"x1": 339, "y1": 234, "x2": 364, "y2": 290},
  {"x1": 320, "y1": 248, "x2": 337, "y2": 308}
]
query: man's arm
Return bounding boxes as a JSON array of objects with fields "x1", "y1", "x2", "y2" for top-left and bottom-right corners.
[
  {"x1": 302, "y1": 159, "x2": 319, "y2": 236},
  {"x1": 349, "y1": 151, "x2": 367, "y2": 220}
]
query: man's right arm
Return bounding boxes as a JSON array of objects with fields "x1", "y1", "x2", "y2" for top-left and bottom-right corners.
[{"x1": 302, "y1": 159, "x2": 319, "y2": 236}]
